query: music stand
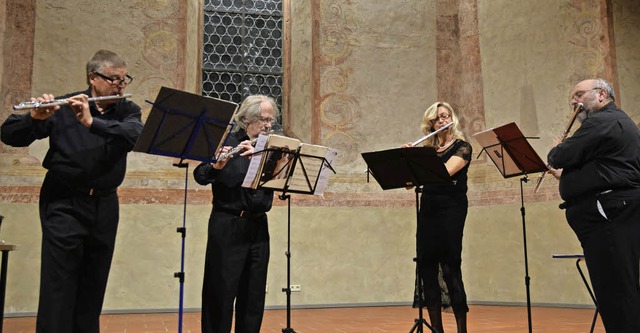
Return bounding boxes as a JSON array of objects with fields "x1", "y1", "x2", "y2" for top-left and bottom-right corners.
[
  {"x1": 361, "y1": 146, "x2": 452, "y2": 333},
  {"x1": 473, "y1": 122, "x2": 547, "y2": 333},
  {"x1": 244, "y1": 141, "x2": 337, "y2": 333},
  {"x1": 133, "y1": 86, "x2": 238, "y2": 333}
]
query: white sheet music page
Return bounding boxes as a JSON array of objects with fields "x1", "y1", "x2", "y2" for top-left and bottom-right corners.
[
  {"x1": 258, "y1": 134, "x2": 301, "y2": 190},
  {"x1": 313, "y1": 148, "x2": 338, "y2": 196},
  {"x1": 242, "y1": 133, "x2": 270, "y2": 188},
  {"x1": 285, "y1": 143, "x2": 328, "y2": 193}
]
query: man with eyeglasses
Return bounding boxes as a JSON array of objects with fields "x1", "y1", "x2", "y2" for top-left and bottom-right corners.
[
  {"x1": 1, "y1": 50, "x2": 143, "y2": 332},
  {"x1": 194, "y1": 95, "x2": 279, "y2": 333},
  {"x1": 547, "y1": 78, "x2": 640, "y2": 332}
]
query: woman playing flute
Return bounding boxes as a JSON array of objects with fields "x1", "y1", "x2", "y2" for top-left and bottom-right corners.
[{"x1": 403, "y1": 101, "x2": 473, "y2": 333}]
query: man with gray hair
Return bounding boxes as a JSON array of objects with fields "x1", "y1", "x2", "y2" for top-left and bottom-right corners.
[
  {"x1": 194, "y1": 95, "x2": 279, "y2": 333},
  {"x1": 1, "y1": 50, "x2": 142, "y2": 332},
  {"x1": 547, "y1": 78, "x2": 640, "y2": 332}
]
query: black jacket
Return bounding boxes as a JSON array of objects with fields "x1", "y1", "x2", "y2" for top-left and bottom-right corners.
[
  {"x1": 193, "y1": 129, "x2": 274, "y2": 214},
  {"x1": 548, "y1": 102, "x2": 640, "y2": 200}
]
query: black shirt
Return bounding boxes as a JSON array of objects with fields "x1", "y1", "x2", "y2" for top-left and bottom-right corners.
[
  {"x1": 548, "y1": 102, "x2": 640, "y2": 200},
  {"x1": 1, "y1": 89, "x2": 143, "y2": 190},
  {"x1": 193, "y1": 129, "x2": 274, "y2": 214},
  {"x1": 422, "y1": 139, "x2": 473, "y2": 195}
]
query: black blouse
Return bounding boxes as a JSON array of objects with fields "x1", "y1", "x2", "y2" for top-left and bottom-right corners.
[{"x1": 423, "y1": 139, "x2": 472, "y2": 194}]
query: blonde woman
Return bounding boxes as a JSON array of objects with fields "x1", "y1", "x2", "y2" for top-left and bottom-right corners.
[{"x1": 406, "y1": 102, "x2": 472, "y2": 333}]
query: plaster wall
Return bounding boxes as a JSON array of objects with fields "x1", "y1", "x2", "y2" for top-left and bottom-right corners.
[
  {"x1": 0, "y1": 0, "x2": 638, "y2": 315},
  {"x1": 613, "y1": 0, "x2": 640, "y2": 123}
]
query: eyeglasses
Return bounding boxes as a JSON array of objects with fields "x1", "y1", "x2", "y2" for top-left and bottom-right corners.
[
  {"x1": 257, "y1": 116, "x2": 275, "y2": 124},
  {"x1": 93, "y1": 72, "x2": 133, "y2": 86},
  {"x1": 571, "y1": 87, "x2": 600, "y2": 101},
  {"x1": 434, "y1": 113, "x2": 451, "y2": 121}
]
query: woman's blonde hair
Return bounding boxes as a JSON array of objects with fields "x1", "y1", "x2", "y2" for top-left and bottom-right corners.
[{"x1": 419, "y1": 101, "x2": 466, "y2": 148}]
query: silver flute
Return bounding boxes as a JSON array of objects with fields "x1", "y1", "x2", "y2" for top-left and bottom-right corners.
[
  {"x1": 216, "y1": 137, "x2": 260, "y2": 160},
  {"x1": 411, "y1": 121, "x2": 454, "y2": 146},
  {"x1": 13, "y1": 94, "x2": 132, "y2": 111},
  {"x1": 216, "y1": 130, "x2": 276, "y2": 160}
]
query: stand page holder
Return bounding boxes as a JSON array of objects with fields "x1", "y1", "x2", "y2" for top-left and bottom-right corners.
[
  {"x1": 134, "y1": 86, "x2": 238, "y2": 163},
  {"x1": 361, "y1": 146, "x2": 452, "y2": 333},
  {"x1": 133, "y1": 86, "x2": 238, "y2": 333},
  {"x1": 243, "y1": 134, "x2": 337, "y2": 333},
  {"x1": 473, "y1": 122, "x2": 547, "y2": 333},
  {"x1": 473, "y1": 122, "x2": 547, "y2": 179}
]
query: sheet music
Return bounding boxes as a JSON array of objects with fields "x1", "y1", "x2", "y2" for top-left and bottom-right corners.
[
  {"x1": 473, "y1": 128, "x2": 518, "y2": 176},
  {"x1": 242, "y1": 134, "x2": 270, "y2": 188},
  {"x1": 313, "y1": 148, "x2": 338, "y2": 196},
  {"x1": 242, "y1": 134, "x2": 337, "y2": 193},
  {"x1": 286, "y1": 143, "x2": 329, "y2": 193},
  {"x1": 258, "y1": 134, "x2": 301, "y2": 190},
  {"x1": 472, "y1": 122, "x2": 547, "y2": 178}
]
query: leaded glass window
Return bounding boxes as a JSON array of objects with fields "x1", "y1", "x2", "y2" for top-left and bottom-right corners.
[{"x1": 202, "y1": 0, "x2": 284, "y2": 114}]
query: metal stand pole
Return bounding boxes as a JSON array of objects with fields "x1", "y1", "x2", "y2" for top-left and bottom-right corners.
[
  {"x1": 519, "y1": 176, "x2": 533, "y2": 333},
  {"x1": 409, "y1": 187, "x2": 437, "y2": 333},
  {"x1": 280, "y1": 193, "x2": 296, "y2": 333},
  {"x1": 173, "y1": 161, "x2": 189, "y2": 333}
]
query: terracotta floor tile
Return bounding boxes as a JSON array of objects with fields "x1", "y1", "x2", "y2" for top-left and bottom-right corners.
[{"x1": 2, "y1": 305, "x2": 604, "y2": 333}]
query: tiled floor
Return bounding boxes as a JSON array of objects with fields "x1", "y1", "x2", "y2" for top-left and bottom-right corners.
[{"x1": 3, "y1": 304, "x2": 603, "y2": 333}]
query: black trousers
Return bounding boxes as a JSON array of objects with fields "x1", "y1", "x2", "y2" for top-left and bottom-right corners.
[
  {"x1": 565, "y1": 192, "x2": 640, "y2": 333},
  {"x1": 37, "y1": 175, "x2": 119, "y2": 333},
  {"x1": 201, "y1": 211, "x2": 270, "y2": 333},
  {"x1": 417, "y1": 191, "x2": 469, "y2": 314}
]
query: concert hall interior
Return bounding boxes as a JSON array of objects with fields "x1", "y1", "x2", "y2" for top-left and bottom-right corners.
[{"x1": 0, "y1": 0, "x2": 639, "y2": 331}]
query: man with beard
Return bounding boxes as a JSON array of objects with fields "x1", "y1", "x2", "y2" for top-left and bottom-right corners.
[{"x1": 547, "y1": 78, "x2": 640, "y2": 332}]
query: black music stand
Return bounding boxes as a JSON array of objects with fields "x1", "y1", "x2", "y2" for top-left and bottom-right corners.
[
  {"x1": 473, "y1": 122, "x2": 547, "y2": 333},
  {"x1": 245, "y1": 141, "x2": 336, "y2": 333},
  {"x1": 133, "y1": 86, "x2": 238, "y2": 333},
  {"x1": 361, "y1": 146, "x2": 452, "y2": 333}
]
